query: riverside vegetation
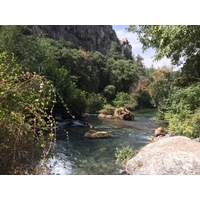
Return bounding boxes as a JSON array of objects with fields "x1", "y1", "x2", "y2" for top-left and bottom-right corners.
[{"x1": 0, "y1": 25, "x2": 200, "y2": 174}]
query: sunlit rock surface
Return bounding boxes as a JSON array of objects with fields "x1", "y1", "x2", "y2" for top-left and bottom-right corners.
[
  {"x1": 126, "y1": 136, "x2": 200, "y2": 175},
  {"x1": 84, "y1": 130, "x2": 110, "y2": 139}
]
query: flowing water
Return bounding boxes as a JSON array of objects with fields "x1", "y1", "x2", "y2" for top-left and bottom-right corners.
[{"x1": 46, "y1": 109, "x2": 162, "y2": 175}]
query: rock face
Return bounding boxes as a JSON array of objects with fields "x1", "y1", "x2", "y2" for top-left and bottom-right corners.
[
  {"x1": 120, "y1": 38, "x2": 132, "y2": 59},
  {"x1": 126, "y1": 136, "x2": 200, "y2": 175},
  {"x1": 32, "y1": 25, "x2": 120, "y2": 55},
  {"x1": 84, "y1": 130, "x2": 110, "y2": 139}
]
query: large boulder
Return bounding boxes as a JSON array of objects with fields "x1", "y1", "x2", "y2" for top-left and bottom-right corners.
[
  {"x1": 114, "y1": 107, "x2": 134, "y2": 121},
  {"x1": 126, "y1": 136, "x2": 200, "y2": 175},
  {"x1": 84, "y1": 130, "x2": 110, "y2": 139}
]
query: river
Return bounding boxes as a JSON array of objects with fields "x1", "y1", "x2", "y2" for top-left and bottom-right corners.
[{"x1": 46, "y1": 108, "x2": 162, "y2": 175}]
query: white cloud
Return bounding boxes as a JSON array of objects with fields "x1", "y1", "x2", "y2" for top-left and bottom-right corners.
[{"x1": 113, "y1": 25, "x2": 172, "y2": 68}]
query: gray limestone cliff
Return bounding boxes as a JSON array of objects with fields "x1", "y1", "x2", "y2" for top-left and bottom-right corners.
[
  {"x1": 120, "y1": 38, "x2": 132, "y2": 59},
  {"x1": 31, "y1": 25, "x2": 132, "y2": 58}
]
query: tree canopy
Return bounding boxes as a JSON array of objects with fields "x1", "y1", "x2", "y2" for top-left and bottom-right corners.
[{"x1": 128, "y1": 25, "x2": 200, "y2": 66}]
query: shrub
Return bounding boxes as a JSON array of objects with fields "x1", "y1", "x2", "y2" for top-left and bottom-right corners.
[
  {"x1": 66, "y1": 88, "x2": 87, "y2": 119},
  {"x1": 103, "y1": 85, "x2": 116, "y2": 102},
  {"x1": 166, "y1": 109, "x2": 200, "y2": 138},
  {"x1": 113, "y1": 92, "x2": 138, "y2": 111},
  {"x1": 86, "y1": 93, "x2": 107, "y2": 113},
  {"x1": 0, "y1": 52, "x2": 56, "y2": 174},
  {"x1": 164, "y1": 83, "x2": 200, "y2": 138},
  {"x1": 99, "y1": 104, "x2": 116, "y2": 115},
  {"x1": 115, "y1": 146, "x2": 139, "y2": 165}
]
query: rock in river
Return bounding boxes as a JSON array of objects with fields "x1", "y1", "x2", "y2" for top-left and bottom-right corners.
[
  {"x1": 98, "y1": 107, "x2": 134, "y2": 121},
  {"x1": 84, "y1": 130, "x2": 110, "y2": 139},
  {"x1": 126, "y1": 136, "x2": 200, "y2": 175},
  {"x1": 114, "y1": 107, "x2": 134, "y2": 121},
  {"x1": 154, "y1": 127, "x2": 166, "y2": 137}
]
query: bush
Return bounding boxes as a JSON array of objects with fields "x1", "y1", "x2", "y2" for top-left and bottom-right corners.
[
  {"x1": 0, "y1": 52, "x2": 56, "y2": 174},
  {"x1": 68, "y1": 88, "x2": 87, "y2": 119},
  {"x1": 113, "y1": 92, "x2": 138, "y2": 111},
  {"x1": 103, "y1": 85, "x2": 116, "y2": 102},
  {"x1": 166, "y1": 109, "x2": 200, "y2": 138},
  {"x1": 99, "y1": 104, "x2": 116, "y2": 115},
  {"x1": 115, "y1": 146, "x2": 139, "y2": 165},
  {"x1": 164, "y1": 83, "x2": 200, "y2": 138},
  {"x1": 149, "y1": 67, "x2": 172, "y2": 107},
  {"x1": 86, "y1": 93, "x2": 107, "y2": 113}
]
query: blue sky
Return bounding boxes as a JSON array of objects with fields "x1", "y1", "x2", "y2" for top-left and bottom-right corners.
[{"x1": 112, "y1": 25, "x2": 172, "y2": 68}]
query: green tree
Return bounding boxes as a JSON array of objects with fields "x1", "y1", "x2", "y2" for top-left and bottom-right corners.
[
  {"x1": 108, "y1": 59, "x2": 139, "y2": 92},
  {"x1": 128, "y1": 26, "x2": 200, "y2": 64},
  {"x1": 109, "y1": 41, "x2": 124, "y2": 60},
  {"x1": 0, "y1": 26, "x2": 32, "y2": 53},
  {"x1": 113, "y1": 92, "x2": 138, "y2": 111},
  {"x1": 150, "y1": 67, "x2": 173, "y2": 107},
  {"x1": 149, "y1": 67, "x2": 173, "y2": 119},
  {"x1": 90, "y1": 51, "x2": 109, "y2": 92},
  {"x1": 134, "y1": 54, "x2": 146, "y2": 77},
  {"x1": 133, "y1": 78, "x2": 152, "y2": 108},
  {"x1": 103, "y1": 85, "x2": 116, "y2": 103},
  {"x1": 128, "y1": 25, "x2": 200, "y2": 84},
  {"x1": 0, "y1": 26, "x2": 45, "y2": 73},
  {"x1": 86, "y1": 93, "x2": 107, "y2": 113}
]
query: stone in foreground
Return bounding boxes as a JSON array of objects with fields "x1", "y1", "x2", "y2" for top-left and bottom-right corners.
[
  {"x1": 126, "y1": 136, "x2": 200, "y2": 175},
  {"x1": 84, "y1": 130, "x2": 110, "y2": 139}
]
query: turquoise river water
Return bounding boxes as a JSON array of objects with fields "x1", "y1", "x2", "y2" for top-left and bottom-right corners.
[{"x1": 46, "y1": 109, "x2": 162, "y2": 175}]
